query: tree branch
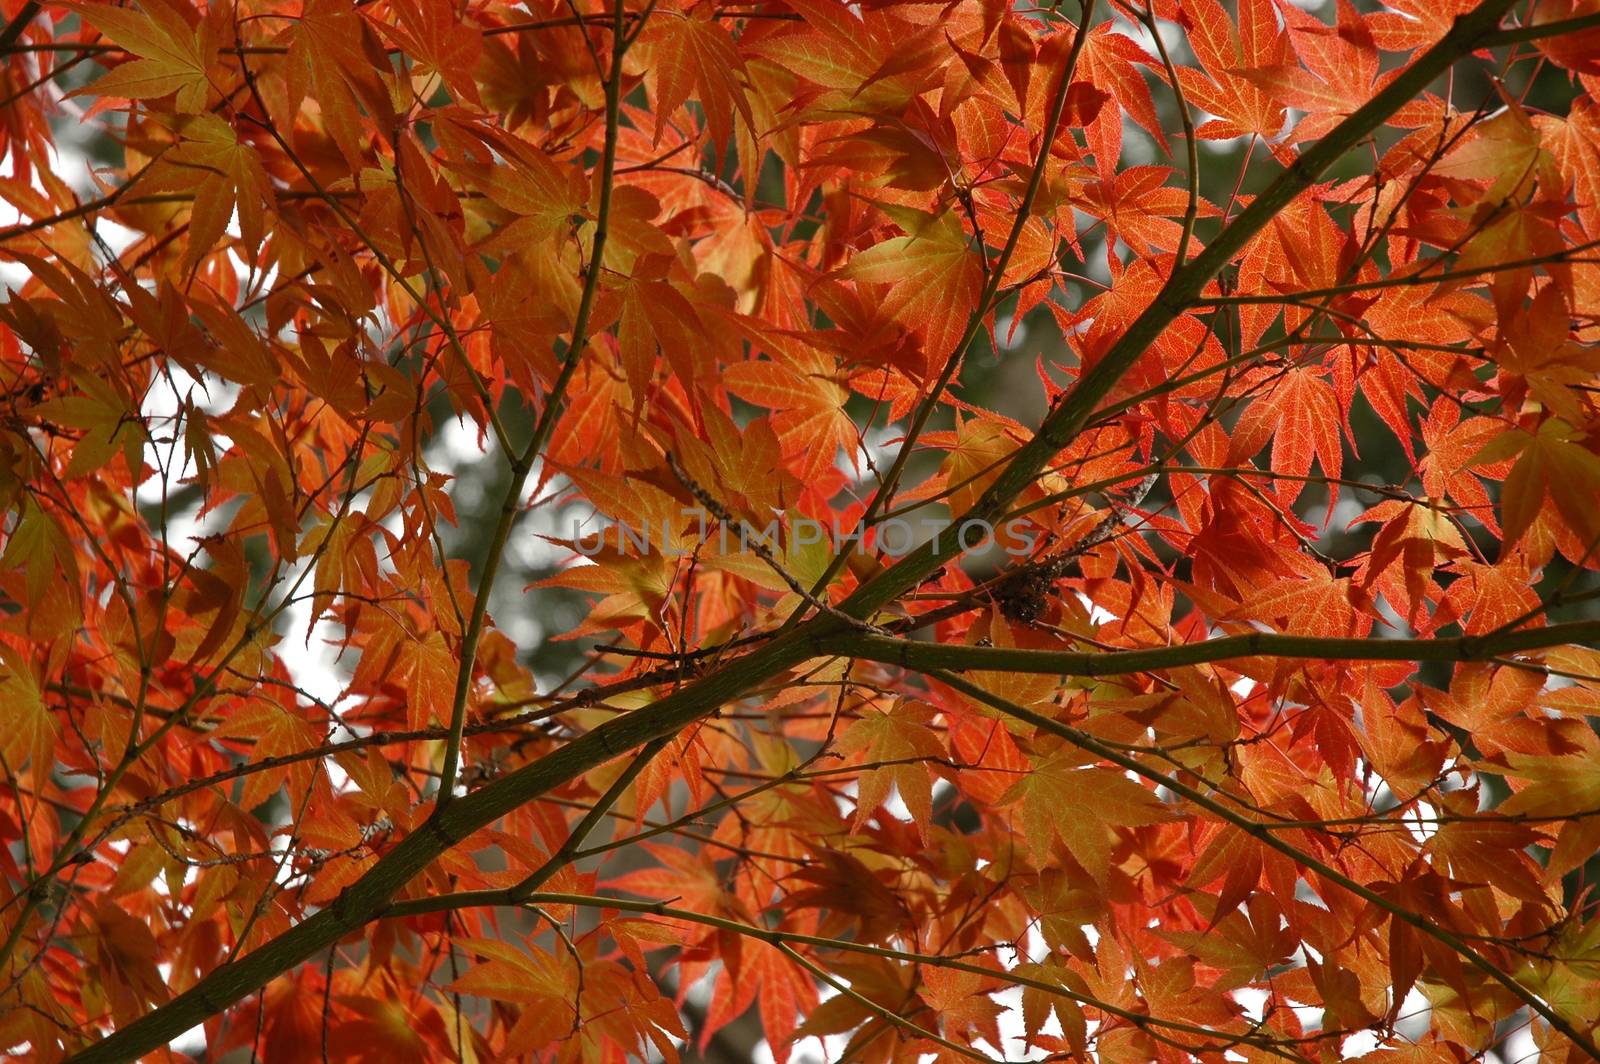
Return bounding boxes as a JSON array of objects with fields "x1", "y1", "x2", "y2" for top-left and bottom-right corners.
[
  {"x1": 0, "y1": 0, "x2": 39, "y2": 50},
  {"x1": 824, "y1": 621, "x2": 1600, "y2": 677},
  {"x1": 433, "y1": 0, "x2": 634, "y2": 807},
  {"x1": 507, "y1": 736, "x2": 668, "y2": 900},
  {"x1": 795, "y1": 0, "x2": 1099, "y2": 612},
  {"x1": 60, "y1": 626, "x2": 822, "y2": 1064},
  {"x1": 1485, "y1": 10, "x2": 1600, "y2": 44},
  {"x1": 832, "y1": 0, "x2": 1523, "y2": 621}
]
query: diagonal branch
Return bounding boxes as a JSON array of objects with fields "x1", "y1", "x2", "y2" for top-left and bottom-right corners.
[
  {"x1": 0, "y1": 0, "x2": 39, "y2": 50},
  {"x1": 507, "y1": 736, "x2": 669, "y2": 900},
  {"x1": 60, "y1": 624, "x2": 820, "y2": 1064},
  {"x1": 833, "y1": 0, "x2": 1523, "y2": 620}
]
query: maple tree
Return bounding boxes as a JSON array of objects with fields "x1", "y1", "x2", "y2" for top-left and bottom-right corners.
[{"x1": 5, "y1": 0, "x2": 1600, "y2": 1059}]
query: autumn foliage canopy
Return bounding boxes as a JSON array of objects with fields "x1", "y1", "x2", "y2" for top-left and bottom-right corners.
[{"x1": 6, "y1": 0, "x2": 1600, "y2": 1059}]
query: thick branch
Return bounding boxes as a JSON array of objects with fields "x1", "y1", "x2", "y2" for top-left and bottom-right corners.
[
  {"x1": 834, "y1": 0, "x2": 1521, "y2": 620},
  {"x1": 825, "y1": 621, "x2": 1600, "y2": 677},
  {"x1": 0, "y1": 0, "x2": 39, "y2": 50},
  {"x1": 61, "y1": 629, "x2": 822, "y2": 1064}
]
